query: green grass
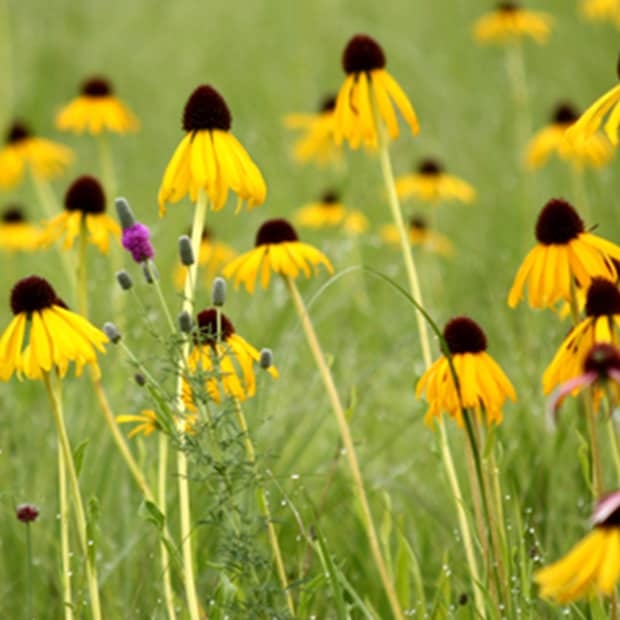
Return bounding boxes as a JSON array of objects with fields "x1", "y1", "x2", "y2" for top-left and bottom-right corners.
[{"x1": 2, "y1": 0, "x2": 620, "y2": 618}]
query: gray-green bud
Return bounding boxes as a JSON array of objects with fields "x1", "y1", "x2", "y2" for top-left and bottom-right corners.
[
  {"x1": 134, "y1": 373, "x2": 146, "y2": 386},
  {"x1": 116, "y1": 270, "x2": 133, "y2": 291},
  {"x1": 103, "y1": 322, "x2": 122, "y2": 343},
  {"x1": 212, "y1": 277, "x2": 226, "y2": 307},
  {"x1": 142, "y1": 261, "x2": 159, "y2": 284},
  {"x1": 178, "y1": 235, "x2": 194, "y2": 266},
  {"x1": 177, "y1": 310, "x2": 193, "y2": 333},
  {"x1": 259, "y1": 348, "x2": 273, "y2": 369},
  {"x1": 115, "y1": 197, "x2": 136, "y2": 230}
]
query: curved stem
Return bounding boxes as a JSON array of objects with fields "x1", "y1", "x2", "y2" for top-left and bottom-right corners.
[
  {"x1": 58, "y1": 443, "x2": 74, "y2": 620},
  {"x1": 285, "y1": 276, "x2": 403, "y2": 620},
  {"x1": 43, "y1": 373, "x2": 102, "y2": 620}
]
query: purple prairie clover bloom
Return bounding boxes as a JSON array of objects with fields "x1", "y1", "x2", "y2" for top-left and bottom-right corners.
[{"x1": 122, "y1": 223, "x2": 154, "y2": 263}]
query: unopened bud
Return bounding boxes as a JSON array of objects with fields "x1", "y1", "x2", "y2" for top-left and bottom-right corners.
[
  {"x1": 177, "y1": 310, "x2": 193, "y2": 333},
  {"x1": 179, "y1": 235, "x2": 194, "y2": 266},
  {"x1": 116, "y1": 270, "x2": 133, "y2": 291},
  {"x1": 134, "y1": 373, "x2": 146, "y2": 386},
  {"x1": 142, "y1": 261, "x2": 159, "y2": 284},
  {"x1": 115, "y1": 197, "x2": 136, "y2": 230},
  {"x1": 259, "y1": 348, "x2": 273, "y2": 369},
  {"x1": 16, "y1": 504, "x2": 39, "y2": 523},
  {"x1": 212, "y1": 277, "x2": 226, "y2": 307},
  {"x1": 103, "y1": 322, "x2": 122, "y2": 343}
]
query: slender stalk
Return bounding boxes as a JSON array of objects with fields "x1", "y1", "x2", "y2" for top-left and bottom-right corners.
[
  {"x1": 585, "y1": 390, "x2": 603, "y2": 498},
  {"x1": 58, "y1": 444, "x2": 74, "y2": 620},
  {"x1": 233, "y1": 399, "x2": 295, "y2": 615},
  {"x1": 25, "y1": 521, "x2": 33, "y2": 620},
  {"x1": 285, "y1": 276, "x2": 403, "y2": 620},
  {"x1": 571, "y1": 168, "x2": 590, "y2": 220},
  {"x1": 77, "y1": 223, "x2": 89, "y2": 317},
  {"x1": 175, "y1": 189, "x2": 209, "y2": 620},
  {"x1": 43, "y1": 373, "x2": 102, "y2": 620},
  {"x1": 150, "y1": 262, "x2": 177, "y2": 334},
  {"x1": 0, "y1": 0, "x2": 13, "y2": 130},
  {"x1": 97, "y1": 134, "x2": 117, "y2": 201},
  {"x1": 606, "y1": 406, "x2": 620, "y2": 484}
]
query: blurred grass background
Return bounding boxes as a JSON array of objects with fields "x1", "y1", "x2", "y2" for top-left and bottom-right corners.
[{"x1": 1, "y1": 0, "x2": 620, "y2": 617}]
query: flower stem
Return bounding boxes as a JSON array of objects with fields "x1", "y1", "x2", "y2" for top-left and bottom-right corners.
[
  {"x1": 77, "y1": 222, "x2": 89, "y2": 317},
  {"x1": 147, "y1": 260, "x2": 176, "y2": 334},
  {"x1": 585, "y1": 390, "x2": 603, "y2": 498},
  {"x1": 606, "y1": 408, "x2": 620, "y2": 484},
  {"x1": 25, "y1": 521, "x2": 34, "y2": 620},
  {"x1": 285, "y1": 275, "x2": 403, "y2": 620},
  {"x1": 97, "y1": 134, "x2": 116, "y2": 201},
  {"x1": 58, "y1": 443, "x2": 74, "y2": 620},
  {"x1": 43, "y1": 372, "x2": 102, "y2": 620},
  {"x1": 175, "y1": 188, "x2": 209, "y2": 620},
  {"x1": 233, "y1": 398, "x2": 295, "y2": 616}
]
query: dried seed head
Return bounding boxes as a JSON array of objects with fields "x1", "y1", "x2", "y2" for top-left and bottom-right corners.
[{"x1": 16, "y1": 504, "x2": 39, "y2": 523}]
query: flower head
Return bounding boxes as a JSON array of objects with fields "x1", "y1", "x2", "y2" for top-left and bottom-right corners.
[
  {"x1": 567, "y1": 56, "x2": 620, "y2": 146},
  {"x1": 473, "y1": 2, "x2": 553, "y2": 44},
  {"x1": 416, "y1": 316, "x2": 516, "y2": 427},
  {"x1": 0, "y1": 205, "x2": 42, "y2": 252},
  {"x1": 333, "y1": 34, "x2": 419, "y2": 149},
  {"x1": 122, "y1": 223, "x2": 154, "y2": 263},
  {"x1": 0, "y1": 276, "x2": 108, "y2": 381},
  {"x1": 16, "y1": 504, "x2": 39, "y2": 523},
  {"x1": 284, "y1": 94, "x2": 342, "y2": 165},
  {"x1": 41, "y1": 176, "x2": 121, "y2": 253},
  {"x1": 526, "y1": 102, "x2": 614, "y2": 170},
  {"x1": 116, "y1": 409, "x2": 159, "y2": 438},
  {"x1": 183, "y1": 308, "x2": 277, "y2": 404},
  {"x1": 543, "y1": 278, "x2": 620, "y2": 395},
  {"x1": 580, "y1": 0, "x2": 620, "y2": 26},
  {"x1": 56, "y1": 76, "x2": 139, "y2": 135},
  {"x1": 381, "y1": 215, "x2": 454, "y2": 256},
  {"x1": 535, "y1": 490, "x2": 620, "y2": 603},
  {"x1": 158, "y1": 85, "x2": 266, "y2": 215},
  {"x1": 223, "y1": 219, "x2": 333, "y2": 293},
  {"x1": 395, "y1": 158, "x2": 476, "y2": 205},
  {"x1": 0, "y1": 121, "x2": 73, "y2": 189},
  {"x1": 294, "y1": 190, "x2": 369, "y2": 235},
  {"x1": 508, "y1": 199, "x2": 620, "y2": 309}
]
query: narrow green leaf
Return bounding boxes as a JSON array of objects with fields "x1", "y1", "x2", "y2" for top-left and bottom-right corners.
[{"x1": 72, "y1": 439, "x2": 89, "y2": 477}]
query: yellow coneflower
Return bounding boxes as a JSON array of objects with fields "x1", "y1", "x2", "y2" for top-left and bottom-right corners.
[
  {"x1": 395, "y1": 159, "x2": 476, "y2": 205},
  {"x1": 42, "y1": 176, "x2": 120, "y2": 254},
  {"x1": 223, "y1": 219, "x2": 333, "y2": 293},
  {"x1": 0, "y1": 121, "x2": 73, "y2": 189},
  {"x1": 0, "y1": 275, "x2": 108, "y2": 381},
  {"x1": 174, "y1": 227, "x2": 237, "y2": 289},
  {"x1": 508, "y1": 199, "x2": 620, "y2": 309},
  {"x1": 381, "y1": 215, "x2": 454, "y2": 256},
  {"x1": 567, "y1": 57, "x2": 620, "y2": 146},
  {"x1": 580, "y1": 0, "x2": 620, "y2": 26},
  {"x1": 116, "y1": 410, "x2": 159, "y2": 438},
  {"x1": 0, "y1": 206, "x2": 42, "y2": 252},
  {"x1": 56, "y1": 76, "x2": 139, "y2": 135},
  {"x1": 183, "y1": 308, "x2": 277, "y2": 404},
  {"x1": 543, "y1": 278, "x2": 620, "y2": 395},
  {"x1": 526, "y1": 103, "x2": 614, "y2": 170},
  {"x1": 473, "y1": 2, "x2": 553, "y2": 44},
  {"x1": 333, "y1": 34, "x2": 419, "y2": 149},
  {"x1": 294, "y1": 190, "x2": 369, "y2": 235},
  {"x1": 158, "y1": 85, "x2": 266, "y2": 215},
  {"x1": 284, "y1": 94, "x2": 342, "y2": 165},
  {"x1": 535, "y1": 490, "x2": 620, "y2": 603},
  {"x1": 416, "y1": 316, "x2": 516, "y2": 427}
]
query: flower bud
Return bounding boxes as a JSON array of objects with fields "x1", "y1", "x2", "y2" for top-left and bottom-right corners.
[
  {"x1": 259, "y1": 348, "x2": 273, "y2": 369},
  {"x1": 142, "y1": 261, "x2": 159, "y2": 284},
  {"x1": 116, "y1": 270, "x2": 133, "y2": 291},
  {"x1": 134, "y1": 373, "x2": 146, "y2": 386},
  {"x1": 103, "y1": 321, "x2": 122, "y2": 343},
  {"x1": 179, "y1": 235, "x2": 194, "y2": 266},
  {"x1": 115, "y1": 197, "x2": 136, "y2": 230},
  {"x1": 212, "y1": 277, "x2": 226, "y2": 307},
  {"x1": 177, "y1": 310, "x2": 193, "y2": 333},
  {"x1": 16, "y1": 504, "x2": 39, "y2": 523}
]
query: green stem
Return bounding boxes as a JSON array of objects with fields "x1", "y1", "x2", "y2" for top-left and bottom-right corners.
[
  {"x1": 43, "y1": 373, "x2": 102, "y2": 620},
  {"x1": 148, "y1": 260, "x2": 176, "y2": 334},
  {"x1": 605, "y1": 392, "x2": 620, "y2": 484},
  {"x1": 0, "y1": 0, "x2": 12, "y2": 129},
  {"x1": 97, "y1": 134, "x2": 116, "y2": 201},
  {"x1": 585, "y1": 389, "x2": 603, "y2": 498},
  {"x1": 285, "y1": 276, "x2": 403, "y2": 620},
  {"x1": 58, "y1": 443, "x2": 74, "y2": 620},
  {"x1": 77, "y1": 222, "x2": 88, "y2": 317},
  {"x1": 25, "y1": 522, "x2": 33, "y2": 620}
]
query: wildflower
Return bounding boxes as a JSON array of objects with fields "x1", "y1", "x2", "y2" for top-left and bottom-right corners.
[
  {"x1": 0, "y1": 121, "x2": 72, "y2": 189},
  {"x1": 56, "y1": 76, "x2": 139, "y2": 135},
  {"x1": 223, "y1": 219, "x2": 333, "y2": 293},
  {"x1": 16, "y1": 504, "x2": 39, "y2": 523},
  {"x1": 395, "y1": 159, "x2": 475, "y2": 205},
  {"x1": 158, "y1": 85, "x2": 266, "y2": 215},
  {"x1": 42, "y1": 175, "x2": 121, "y2": 253},
  {"x1": 333, "y1": 34, "x2": 419, "y2": 149},
  {"x1": 184, "y1": 308, "x2": 277, "y2": 403},
  {"x1": 580, "y1": 0, "x2": 620, "y2": 26},
  {"x1": 284, "y1": 94, "x2": 342, "y2": 165},
  {"x1": 416, "y1": 316, "x2": 516, "y2": 427},
  {"x1": 174, "y1": 227, "x2": 237, "y2": 289},
  {"x1": 0, "y1": 275, "x2": 108, "y2": 381},
  {"x1": 116, "y1": 410, "x2": 159, "y2": 438},
  {"x1": 526, "y1": 103, "x2": 614, "y2": 170},
  {"x1": 381, "y1": 215, "x2": 454, "y2": 256},
  {"x1": 0, "y1": 206, "x2": 42, "y2": 252},
  {"x1": 535, "y1": 490, "x2": 620, "y2": 603},
  {"x1": 543, "y1": 278, "x2": 620, "y2": 395},
  {"x1": 122, "y1": 223, "x2": 154, "y2": 263},
  {"x1": 567, "y1": 57, "x2": 620, "y2": 145},
  {"x1": 294, "y1": 190, "x2": 369, "y2": 234},
  {"x1": 508, "y1": 199, "x2": 620, "y2": 309},
  {"x1": 473, "y1": 2, "x2": 553, "y2": 44}
]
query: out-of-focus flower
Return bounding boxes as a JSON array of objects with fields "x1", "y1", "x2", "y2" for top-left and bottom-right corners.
[
  {"x1": 0, "y1": 206, "x2": 42, "y2": 252},
  {"x1": 381, "y1": 215, "x2": 454, "y2": 256},
  {"x1": 473, "y1": 2, "x2": 553, "y2": 44},
  {"x1": 294, "y1": 190, "x2": 369, "y2": 235}
]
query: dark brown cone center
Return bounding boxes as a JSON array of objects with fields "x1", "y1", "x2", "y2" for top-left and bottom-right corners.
[
  {"x1": 81, "y1": 77, "x2": 113, "y2": 97},
  {"x1": 584, "y1": 343, "x2": 620, "y2": 377},
  {"x1": 586, "y1": 278, "x2": 620, "y2": 317},
  {"x1": 535, "y1": 199, "x2": 584, "y2": 245},
  {"x1": 444, "y1": 317, "x2": 487, "y2": 354},
  {"x1": 64, "y1": 176, "x2": 106, "y2": 214},
  {"x1": 196, "y1": 308, "x2": 235, "y2": 345},
  {"x1": 183, "y1": 85, "x2": 231, "y2": 132},
  {"x1": 10, "y1": 276, "x2": 57, "y2": 315},
  {"x1": 342, "y1": 34, "x2": 386, "y2": 74},
  {"x1": 255, "y1": 219, "x2": 298, "y2": 246}
]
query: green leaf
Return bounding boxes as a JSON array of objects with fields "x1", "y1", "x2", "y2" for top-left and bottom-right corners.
[
  {"x1": 139, "y1": 500, "x2": 165, "y2": 532},
  {"x1": 72, "y1": 439, "x2": 89, "y2": 477}
]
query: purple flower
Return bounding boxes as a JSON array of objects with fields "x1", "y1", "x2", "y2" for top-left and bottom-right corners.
[
  {"x1": 16, "y1": 504, "x2": 39, "y2": 523},
  {"x1": 122, "y1": 223, "x2": 154, "y2": 263}
]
